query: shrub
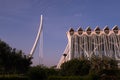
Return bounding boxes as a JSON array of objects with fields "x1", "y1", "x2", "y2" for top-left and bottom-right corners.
[
  {"x1": 27, "y1": 66, "x2": 47, "y2": 80},
  {"x1": 48, "y1": 76, "x2": 83, "y2": 80},
  {"x1": 0, "y1": 75, "x2": 28, "y2": 80},
  {"x1": 48, "y1": 75, "x2": 99, "y2": 80},
  {"x1": 60, "y1": 59, "x2": 91, "y2": 76}
]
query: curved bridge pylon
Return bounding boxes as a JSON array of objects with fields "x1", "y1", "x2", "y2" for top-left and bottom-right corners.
[{"x1": 29, "y1": 15, "x2": 43, "y2": 59}]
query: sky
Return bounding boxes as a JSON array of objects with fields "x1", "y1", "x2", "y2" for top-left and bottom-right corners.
[{"x1": 0, "y1": 0, "x2": 120, "y2": 66}]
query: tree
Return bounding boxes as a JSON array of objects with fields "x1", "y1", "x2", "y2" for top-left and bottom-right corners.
[
  {"x1": 27, "y1": 65, "x2": 47, "y2": 80},
  {"x1": 60, "y1": 59, "x2": 91, "y2": 76},
  {"x1": 90, "y1": 55, "x2": 118, "y2": 74},
  {"x1": 0, "y1": 39, "x2": 32, "y2": 74}
]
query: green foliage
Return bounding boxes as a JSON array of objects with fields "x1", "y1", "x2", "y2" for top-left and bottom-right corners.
[
  {"x1": 27, "y1": 65, "x2": 60, "y2": 80},
  {"x1": 117, "y1": 69, "x2": 120, "y2": 79},
  {"x1": 45, "y1": 68, "x2": 59, "y2": 76},
  {"x1": 0, "y1": 75, "x2": 28, "y2": 80},
  {"x1": 59, "y1": 56, "x2": 119, "y2": 79},
  {"x1": 89, "y1": 55, "x2": 119, "y2": 80},
  {"x1": 97, "y1": 69, "x2": 120, "y2": 80},
  {"x1": 0, "y1": 39, "x2": 32, "y2": 74},
  {"x1": 99, "y1": 69, "x2": 117, "y2": 75},
  {"x1": 27, "y1": 65, "x2": 47, "y2": 80},
  {"x1": 48, "y1": 76, "x2": 83, "y2": 80},
  {"x1": 26, "y1": 58, "x2": 119, "y2": 80},
  {"x1": 60, "y1": 59, "x2": 91, "y2": 76},
  {"x1": 48, "y1": 75, "x2": 98, "y2": 80},
  {"x1": 90, "y1": 55, "x2": 118, "y2": 74}
]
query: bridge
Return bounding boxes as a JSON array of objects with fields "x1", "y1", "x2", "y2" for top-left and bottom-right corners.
[{"x1": 28, "y1": 15, "x2": 43, "y2": 65}]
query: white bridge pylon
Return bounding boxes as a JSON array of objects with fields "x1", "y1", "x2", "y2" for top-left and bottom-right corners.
[{"x1": 29, "y1": 15, "x2": 43, "y2": 58}]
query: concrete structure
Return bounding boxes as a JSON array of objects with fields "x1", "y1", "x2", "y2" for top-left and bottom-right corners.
[
  {"x1": 57, "y1": 26, "x2": 120, "y2": 68},
  {"x1": 29, "y1": 15, "x2": 43, "y2": 59}
]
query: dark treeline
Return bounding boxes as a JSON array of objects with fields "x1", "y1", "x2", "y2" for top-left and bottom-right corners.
[
  {"x1": 0, "y1": 39, "x2": 32, "y2": 74},
  {"x1": 27, "y1": 57, "x2": 120, "y2": 80}
]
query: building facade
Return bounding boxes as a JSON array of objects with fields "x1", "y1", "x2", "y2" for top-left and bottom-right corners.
[{"x1": 57, "y1": 25, "x2": 120, "y2": 68}]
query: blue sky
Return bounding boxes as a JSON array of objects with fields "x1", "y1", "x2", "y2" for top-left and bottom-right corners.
[{"x1": 0, "y1": 0, "x2": 120, "y2": 66}]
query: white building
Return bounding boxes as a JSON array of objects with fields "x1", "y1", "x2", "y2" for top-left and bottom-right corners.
[{"x1": 57, "y1": 25, "x2": 120, "y2": 68}]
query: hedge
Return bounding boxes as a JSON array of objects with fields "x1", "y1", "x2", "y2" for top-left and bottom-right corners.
[
  {"x1": 48, "y1": 76, "x2": 82, "y2": 80},
  {"x1": 0, "y1": 75, "x2": 29, "y2": 80},
  {"x1": 48, "y1": 75, "x2": 98, "y2": 80}
]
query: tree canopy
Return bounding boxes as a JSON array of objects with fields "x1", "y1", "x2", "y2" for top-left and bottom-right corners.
[
  {"x1": 60, "y1": 59, "x2": 91, "y2": 76},
  {"x1": 60, "y1": 55, "x2": 118, "y2": 76},
  {"x1": 0, "y1": 39, "x2": 32, "y2": 74}
]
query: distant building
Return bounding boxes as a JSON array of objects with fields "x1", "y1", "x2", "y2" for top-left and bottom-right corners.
[{"x1": 57, "y1": 25, "x2": 120, "y2": 68}]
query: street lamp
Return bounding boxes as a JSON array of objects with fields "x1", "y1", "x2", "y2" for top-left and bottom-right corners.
[{"x1": 63, "y1": 53, "x2": 67, "y2": 63}]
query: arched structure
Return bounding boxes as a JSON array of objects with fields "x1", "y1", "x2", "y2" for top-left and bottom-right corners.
[
  {"x1": 57, "y1": 25, "x2": 120, "y2": 68},
  {"x1": 29, "y1": 15, "x2": 43, "y2": 58}
]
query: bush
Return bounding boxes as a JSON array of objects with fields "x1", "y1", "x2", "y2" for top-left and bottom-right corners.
[
  {"x1": 99, "y1": 69, "x2": 117, "y2": 75},
  {"x1": 48, "y1": 76, "x2": 83, "y2": 80},
  {"x1": 27, "y1": 66, "x2": 47, "y2": 80},
  {"x1": 45, "y1": 68, "x2": 59, "y2": 76},
  {"x1": 0, "y1": 75, "x2": 28, "y2": 80},
  {"x1": 60, "y1": 59, "x2": 91, "y2": 76},
  {"x1": 98, "y1": 69, "x2": 120, "y2": 80},
  {"x1": 48, "y1": 75, "x2": 99, "y2": 80},
  {"x1": 117, "y1": 69, "x2": 120, "y2": 79}
]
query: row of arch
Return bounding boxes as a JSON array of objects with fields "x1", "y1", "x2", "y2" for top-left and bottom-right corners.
[
  {"x1": 69, "y1": 25, "x2": 119, "y2": 35},
  {"x1": 57, "y1": 26, "x2": 120, "y2": 68}
]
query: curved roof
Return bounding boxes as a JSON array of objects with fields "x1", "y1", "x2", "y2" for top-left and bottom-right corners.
[
  {"x1": 94, "y1": 26, "x2": 100, "y2": 34},
  {"x1": 112, "y1": 25, "x2": 119, "y2": 34},
  {"x1": 86, "y1": 26, "x2": 92, "y2": 35},
  {"x1": 69, "y1": 28, "x2": 74, "y2": 35},
  {"x1": 77, "y1": 27, "x2": 83, "y2": 35},
  {"x1": 103, "y1": 26, "x2": 109, "y2": 34}
]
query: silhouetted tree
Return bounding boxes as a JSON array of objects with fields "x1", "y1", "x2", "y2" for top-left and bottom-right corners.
[
  {"x1": 27, "y1": 65, "x2": 47, "y2": 80},
  {"x1": 60, "y1": 59, "x2": 91, "y2": 76},
  {"x1": 90, "y1": 55, "x2": 118, "y2": 74},
  {"x1": 0, "y1": 39, "x2": 32, "y2": 74}
]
